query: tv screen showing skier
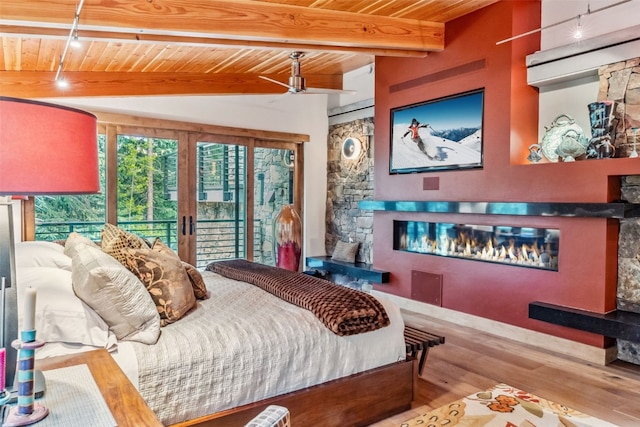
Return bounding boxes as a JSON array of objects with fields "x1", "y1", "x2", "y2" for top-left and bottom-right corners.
[{"x1": 390, "y1": 89, "x2": 484, "y2": 174}]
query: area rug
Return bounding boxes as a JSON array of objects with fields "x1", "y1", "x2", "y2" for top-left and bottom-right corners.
[{"x1": 400, "y1": 383, "x2": 618, "y2": 427}]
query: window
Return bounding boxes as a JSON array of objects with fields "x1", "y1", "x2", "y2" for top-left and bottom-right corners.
[{"x1": 34, "y1": 134, "x2": 106, "y2": 241}]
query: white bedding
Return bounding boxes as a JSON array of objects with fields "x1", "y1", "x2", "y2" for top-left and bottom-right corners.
[
  {"x1": 34, "y1": 268, "x2": 406, "y2": 426},
  {"x1": 122, "y1": 271, "x2": 406, "y2": 425}
]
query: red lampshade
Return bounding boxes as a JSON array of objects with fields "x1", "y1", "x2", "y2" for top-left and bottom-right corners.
[{"x1": 0, "y1": 97, "x2": 99, "y2": 195}]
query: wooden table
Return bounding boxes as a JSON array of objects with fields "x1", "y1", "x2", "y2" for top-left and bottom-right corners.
[{"x1": 36, "y1": 349, "x2": 162, "y2": 427}]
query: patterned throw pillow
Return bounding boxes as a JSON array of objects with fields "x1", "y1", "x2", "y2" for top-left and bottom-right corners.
[
  {"x1": 125, "y1": 248, "x2": 196, "y2": 326},
  {"x1": 181, "y1": 261, "x2": 209, "y2": 300},
  {"x1": 151, "y1": 237, "x2": 175, "y2": 257},
  {"x1": 101, "y1": 223, "x2": 148, "y2": 266},
  {"x1": 152, "y1": 238, "x2": 208, "y2": 300},
  {"x1": 331, "y1": 241, "x2": 359, "y2": 263}
]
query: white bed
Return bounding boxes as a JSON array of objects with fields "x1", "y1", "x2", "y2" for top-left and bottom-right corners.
[{"x1": 16, "y1": 240, "x2": 406, "y2": 425}]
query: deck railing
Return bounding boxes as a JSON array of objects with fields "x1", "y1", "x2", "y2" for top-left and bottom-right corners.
[{"x1": 35, "y1": 219, "x2": 267, "y2": 267}]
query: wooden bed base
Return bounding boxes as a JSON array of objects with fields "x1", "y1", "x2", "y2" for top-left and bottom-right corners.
[{"x1": 170, "y1": 358, "x2": 415, "y2": 427}]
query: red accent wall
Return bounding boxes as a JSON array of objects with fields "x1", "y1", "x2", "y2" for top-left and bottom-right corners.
[{"x1": 372, "y1": 1, "x2": 635, "y2": 348}]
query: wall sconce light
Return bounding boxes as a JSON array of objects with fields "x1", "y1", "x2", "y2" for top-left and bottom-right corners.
[{"x1": 342, "y1": 137, "x2": 362, "y2": 160}]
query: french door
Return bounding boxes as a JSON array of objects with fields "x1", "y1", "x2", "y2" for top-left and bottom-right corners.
[
  {"x1": 29, "y1": 121, "x2": 304, "y2": 270},
  {"x1": 184, "y1": 137, "x2": 299, "y2": 268}
]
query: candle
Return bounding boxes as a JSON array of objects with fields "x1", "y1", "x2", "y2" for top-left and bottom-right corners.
[{"x1": 24, "y1": 288, "x2": 36, "y2": 331}]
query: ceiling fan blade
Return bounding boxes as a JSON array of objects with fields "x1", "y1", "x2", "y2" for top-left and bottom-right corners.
[
  {"x1": 259, "y1": 75, "x2": 292, "y2": 90},
  {"x1": 262, "y1": 52, "x2": 356, "y2": 96},
  {"x1": 304, "y1": 87, "x2": 357, "y2": 95}
]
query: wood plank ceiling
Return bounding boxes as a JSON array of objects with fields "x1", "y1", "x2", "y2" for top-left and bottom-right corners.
[{"x1": 0, "y1": 0, "x2": 498, "y2": 98}]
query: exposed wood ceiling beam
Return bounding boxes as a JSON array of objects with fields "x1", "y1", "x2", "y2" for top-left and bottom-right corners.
[
  {"x1": 0, "y1": 25, "x2": 427, "y2": 58},
  {"x1": 0, "y1": 0, "x2": 444, "y2": 53},
  {"x1": 0, "y1": 71, "x2": 344, "y2": 98}
]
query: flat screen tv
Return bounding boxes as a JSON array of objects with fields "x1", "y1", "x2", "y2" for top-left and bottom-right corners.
[{"x1": 389, "y1": 88, "x2": 484, "y2": 174}]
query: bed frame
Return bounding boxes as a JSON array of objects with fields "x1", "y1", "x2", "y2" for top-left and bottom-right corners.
[{"x1": 170, "y1": 358, "x2": 415, "y2": 427}]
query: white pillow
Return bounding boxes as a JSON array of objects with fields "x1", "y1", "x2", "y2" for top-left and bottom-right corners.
[
  {"x1": 71, "y1": 244, "x2": 161, "y2": 345},
  {"x1": 15, "y1": 241, "x2": 71, "y2": 271},
  {"x1": 16, "y1": 267, "x2": 116, "y2": 350},
  {"x1": 64, "y1": 232, "x2": 99, "y2": 259}
]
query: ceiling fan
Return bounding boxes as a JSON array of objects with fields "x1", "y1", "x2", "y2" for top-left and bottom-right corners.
[{"x1": 259, "y1": 52, "x2": 354, "y2": 95}]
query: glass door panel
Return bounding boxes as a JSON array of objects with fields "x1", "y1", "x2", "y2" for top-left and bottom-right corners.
[
  {"x1": 195, "y1": 142, "x2": 246, "y2": 268},
  {"x1": 116, "y1": 135, "x2": 179, "y2": 249},
  {"x1": 34, "y1": 134, "x2": 107, "y2": 241},
  {"x1": 253, "y1": 148, "x2": 294, "y2": 266}
]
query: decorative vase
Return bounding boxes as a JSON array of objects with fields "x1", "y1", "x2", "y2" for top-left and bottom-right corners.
[
  {"x1": 273, "y1": 205, "x2": 302, "y2": 271},
  {"x1": 586, "y1": 101, "x2": 617, "y2": 159}
]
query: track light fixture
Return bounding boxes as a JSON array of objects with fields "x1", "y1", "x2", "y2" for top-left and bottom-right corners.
[
  {"x1": 70, "y1": 28, "x2": 81, "y2": 49},
  {"x1": 54, "y1": 0, "x2": 85, "y2": 88},
  {"x1": 56, "y1": 76, "x2": 69, "y2": 89},
  {"x1": 573, "y1": 15, "x2": 583, "y2": 40},
  {"x1": 496, "y1": 0, "x2": 629, "y2": 45}
]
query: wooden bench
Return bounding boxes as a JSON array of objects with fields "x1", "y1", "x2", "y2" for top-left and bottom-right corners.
[{"x1": 404, "y1": 324, "x2": 445, "y2": 376}]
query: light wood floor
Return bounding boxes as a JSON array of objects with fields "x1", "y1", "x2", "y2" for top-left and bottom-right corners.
[{"x1": 371, "y1": 309, "x2": 640, "y2": 427}]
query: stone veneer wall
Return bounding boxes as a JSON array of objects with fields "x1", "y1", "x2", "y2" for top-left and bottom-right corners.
[
  {"x1": 600, "y1": 58, "x2": 640, "y2": 364},
  {"x1": 325, "y1": 118, "x2": 374, "y2": 264},
  {"x1": 618, "y1": 176, "x2": 640, "y2": 364},
  {"x1": 598, "y1": 58, "x2": 640, "y2": 156}
]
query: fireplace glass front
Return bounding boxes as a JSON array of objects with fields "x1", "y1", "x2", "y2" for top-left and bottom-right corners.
[{"x1": 393, "y1": 220, "x2": 559, "y2": 271}]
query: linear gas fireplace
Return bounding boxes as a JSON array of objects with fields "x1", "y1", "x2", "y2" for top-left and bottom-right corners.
[{"x1": 393, "y1": 220, "x2": 559, "y2": 271}]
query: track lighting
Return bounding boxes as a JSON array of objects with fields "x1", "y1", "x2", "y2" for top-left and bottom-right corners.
[
  {"x1": 55, "y1": 76, "x2": 69, "y2": 89},
  {"x1": 70, "y1": 28, "x2": 81, "y2": 48},
  {"x1": 496, "y1": 0, "x2": 629, "y2": 45},
  {"x1": 573, "y1": 15, "x2": 583, "y2": 39},
  {"x1": 54, "y1": 0, "x2": 85, "y2": 88}
]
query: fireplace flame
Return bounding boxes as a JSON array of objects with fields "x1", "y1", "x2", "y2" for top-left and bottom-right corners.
[{"x1": 397, "y1": 225, "x2": 557, "y2": 270}]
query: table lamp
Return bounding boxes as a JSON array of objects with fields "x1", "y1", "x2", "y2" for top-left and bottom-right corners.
[{"x1": 0, "y1": 97, "x2": 99, "y2": 404}]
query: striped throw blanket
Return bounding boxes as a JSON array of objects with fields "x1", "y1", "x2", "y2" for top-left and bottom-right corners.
[{"x1": 206, "y1": 260, "x2": 389, "y2": 336}]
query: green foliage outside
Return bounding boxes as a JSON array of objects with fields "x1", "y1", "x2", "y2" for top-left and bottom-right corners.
[{"x1": 35, "y1": 135, "x2": 178, "y2": 241}]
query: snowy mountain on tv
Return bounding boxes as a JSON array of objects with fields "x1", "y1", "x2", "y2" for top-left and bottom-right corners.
[{"x1": 390, "y1": 124, "x2": 482, "y2": 172}]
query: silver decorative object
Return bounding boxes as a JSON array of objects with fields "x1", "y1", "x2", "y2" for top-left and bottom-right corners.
[
  {"x1": 555, "y1": 129, "x2": 588, "y2": 162},
  {"x1": 530, "y1": 114, "x2": 587, "y2": 163},
  {"x1": 527, "y1": 144, "x2": 543, "y2": 163}
]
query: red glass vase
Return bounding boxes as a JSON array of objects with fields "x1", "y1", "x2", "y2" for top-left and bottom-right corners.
[{"x1": 274, "y1": 205, "x2": 302, "y2": 271}]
